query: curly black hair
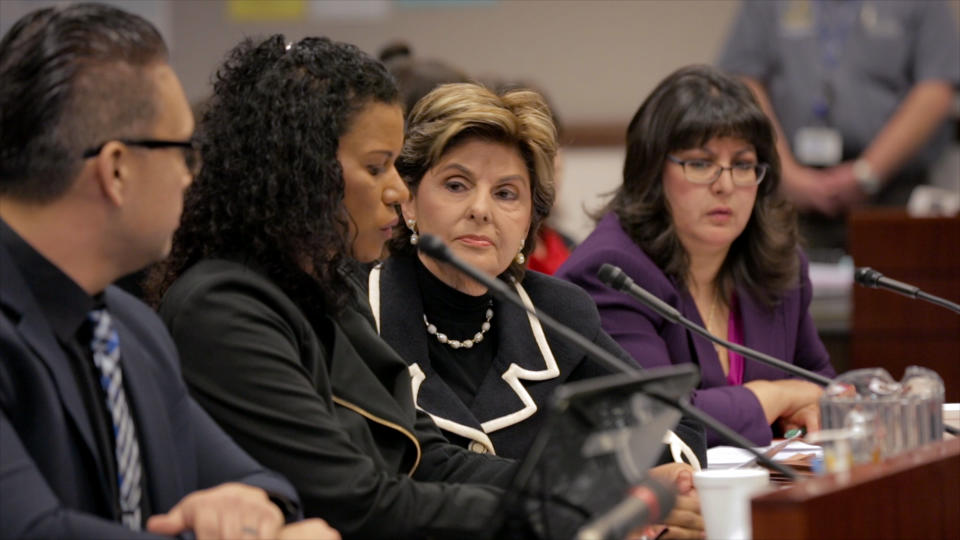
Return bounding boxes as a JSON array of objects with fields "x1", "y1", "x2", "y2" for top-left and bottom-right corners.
[{"x1": 146, "y1": 35, "x2": 398, "y2": 314}]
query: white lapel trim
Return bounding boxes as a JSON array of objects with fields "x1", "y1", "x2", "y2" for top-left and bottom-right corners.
[
  {"x1": 408, "y1": 364, "x2": 496, "y2": 454},
  {"x1": 368, "y1": 264, "x2": 382, "y2": 333},
  {"x1": 478, "y1": 280, "x2": 561, "y2": 433},
  {"x1": 369, "y1": 266, "x2": 496, "y2": 453},
  {"x1": 663, "y1": 429, "x2": 701, "y2": 471},
  {"x1": 369, "y1": 267, "x2": 562, "y2": 448}
]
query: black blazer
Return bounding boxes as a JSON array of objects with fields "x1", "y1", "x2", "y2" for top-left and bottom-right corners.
[
  {"x1": 0, "y1": 244, "x2": 298, "y2": 539},
  {"x1": 369, "y1": 254, "x2": 707, "y2": 465},
  {"x1": 159, "y1": 258, "x2": 517, "y2": 540}
]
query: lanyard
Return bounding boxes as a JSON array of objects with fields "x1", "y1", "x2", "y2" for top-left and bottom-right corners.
[{"x1": 811, "y1": 0, "x2": 863, "y2": 123}]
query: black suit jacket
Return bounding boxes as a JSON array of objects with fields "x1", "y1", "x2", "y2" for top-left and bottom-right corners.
[
  {"x1": 369, "y1": 254, "x2": 707, "y2": 466},
  {"x1": 158, "y1": 258, "x2": 517, "y2": 539},
  {"x1": 0, "y1": 243, "x2": 299, "y2": 539}
]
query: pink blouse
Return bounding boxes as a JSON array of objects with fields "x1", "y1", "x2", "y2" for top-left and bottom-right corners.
[{"x1": 725, "y1": 293, "x2": 745, "y2": 386}]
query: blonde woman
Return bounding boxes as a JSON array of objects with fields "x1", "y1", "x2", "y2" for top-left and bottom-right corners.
[{"x1": 372, "y1": 83, "x2": 706, "y2": 539}]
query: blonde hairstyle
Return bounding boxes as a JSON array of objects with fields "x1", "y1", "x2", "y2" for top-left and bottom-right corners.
[{"x1": 391, "y1": 82, "x2": 558, "y2": 282}]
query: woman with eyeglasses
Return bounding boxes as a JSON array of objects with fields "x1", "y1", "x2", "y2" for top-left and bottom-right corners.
[{"x1": 557, "y1": 65, "x2": 836, "y2": 447}]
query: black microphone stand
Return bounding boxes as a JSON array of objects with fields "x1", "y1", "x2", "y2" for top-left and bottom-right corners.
[
  {"x1": 417, "y1": 235, "x2": 799, "y2": 480},
  {"x1": 598, "y1": 264, "x2": 834, "y2": 387},
  {"x1": 853, "y1": 267, "x2": 960, "y2": 435},
  {"x1": 599, "y1": 263, "x2": 960, "y2": 437},
  {"x1": 855, "y1": 267, "x2": 960, "y2": 314}
]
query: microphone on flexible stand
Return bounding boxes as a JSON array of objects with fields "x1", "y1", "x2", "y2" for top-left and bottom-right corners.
[
  {"x1": 599, "y1": 263, "x2": 960, "y2": 437},
  {"x1": 576, "y1": 479, "x2": 675, "y2": 540},
  {"x1": 418, "y1": 235, "x2": 639, "y2": 375},
  {"x1": 854, "y1": 266, "x2": 960, "y2": 314},
  {"x1": 597, "y1": 263, "x2": 834, "y2": 387},
  {"x1": 853, "y1": 267, "x2": 960, "y2": 436},
  {"x1": 416, "y1": 234, "x2": 798, "y2": 480}
]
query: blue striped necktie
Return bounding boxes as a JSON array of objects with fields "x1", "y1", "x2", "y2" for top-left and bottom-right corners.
[{"x1": 88, "y1": 309, "x2": 143, "y2": 530}]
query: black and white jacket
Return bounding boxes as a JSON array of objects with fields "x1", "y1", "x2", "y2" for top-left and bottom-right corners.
[{"x1": 368, "y1": 253, "x2": 706, "y2": 465}]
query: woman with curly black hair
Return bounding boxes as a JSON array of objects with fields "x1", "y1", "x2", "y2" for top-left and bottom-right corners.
[{"x1": 146, "y1": 35, "x2": 517, "y2": 538}]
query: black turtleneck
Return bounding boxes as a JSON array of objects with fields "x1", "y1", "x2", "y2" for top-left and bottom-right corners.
[{"x1": 414, "y1": 257, "x2": 497, "y2": 408}]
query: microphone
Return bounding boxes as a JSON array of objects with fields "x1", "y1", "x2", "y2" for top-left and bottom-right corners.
[
  {"x1": 598, "y1": 263, "x2": 682, "y2": 324},
  {"x1": 418, "y1": 234, "x2": 639, "y2": 376},
  {"x1": 599, "y1": 264, "x2": 960, "y2": 439},
  {"x1": 854, "y1": 266, "x2": 960, "y2": 314},
  {"x1": 576, "y1": 480, "x2": 675, "y2": 540},
  {"x1": 417, "y1": 235, "x2": 798, "y2": 480},
  {"x1": 854, "y1": 267, "x2": 960, "y2": 436},
  {"x1": 598, "y1": 263, "x2": 834, "y2": 387}
]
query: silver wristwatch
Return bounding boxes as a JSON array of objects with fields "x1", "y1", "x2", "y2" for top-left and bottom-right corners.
[{"x1": 853, "y1": 159, "x2": 881, "y2": 196}]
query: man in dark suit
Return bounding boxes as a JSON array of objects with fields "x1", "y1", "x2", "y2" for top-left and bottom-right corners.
[{"x1": 0, "y1": 4, "x2": 337, "y2": 538}]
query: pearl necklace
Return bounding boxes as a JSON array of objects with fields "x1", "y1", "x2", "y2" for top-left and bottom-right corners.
[{"x1": 423, "y1": 306, "x2": 494, "y2": 350}]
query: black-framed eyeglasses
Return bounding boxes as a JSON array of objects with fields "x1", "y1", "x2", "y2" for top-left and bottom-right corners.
[
  {"x1": 82, "y1": 138, "x2": 202, "y2": 176},
  {"x1": 666, "y1": 155, "x2": 768, "y2": 187}
]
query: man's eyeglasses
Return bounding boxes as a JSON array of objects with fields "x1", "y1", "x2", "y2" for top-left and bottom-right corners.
[
  {"x1": 82, "y1": 139, "x2": 202, "y2": 177},
  {"x1": 666, "y1": 155, "x2": 768, "y2": 187}
]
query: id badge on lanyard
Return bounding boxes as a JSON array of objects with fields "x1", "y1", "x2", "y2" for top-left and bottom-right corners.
[{"x1": 792, "y1": 0, "x2": 863, "y2": 167}]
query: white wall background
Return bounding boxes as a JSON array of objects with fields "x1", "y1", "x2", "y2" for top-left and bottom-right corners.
[
  {"x1": 167, "y1": 0, "x2": 742, "y2": 123},
  {"x1": 2, "y1": 0, "x2": 958, "y2": 240},
  {"x1": 165, "y1": 0, "x2": 744, "y2": 241}
]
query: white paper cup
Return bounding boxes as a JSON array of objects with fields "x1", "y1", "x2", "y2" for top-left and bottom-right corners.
[{"x1": 693, "y1": 469, "x2": 770, "y2": 540}]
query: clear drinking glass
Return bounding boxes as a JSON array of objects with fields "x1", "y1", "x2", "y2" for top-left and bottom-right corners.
[{"x1": 820, "y1": 366, "x2": 946, "y2": 462}]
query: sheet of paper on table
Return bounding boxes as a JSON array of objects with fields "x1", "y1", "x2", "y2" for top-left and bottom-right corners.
[
  {"x1": 945, "y1": 403, "x2": 959, "y2": 439},
  {"x1": 707, "y1": 440, "x2": 823, "y2": 470}
]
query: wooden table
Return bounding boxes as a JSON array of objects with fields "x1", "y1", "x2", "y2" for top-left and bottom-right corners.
[
  {"x1": 751, "y1": 438, "x2": 959, "y2": 539},
  {"x1": 848, "y1": 210, "x2": 960, "y2": 402}
]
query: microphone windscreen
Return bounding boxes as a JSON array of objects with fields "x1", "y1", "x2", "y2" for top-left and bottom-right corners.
[
  {"x1": 854, "y1": 266, "x2": 881, "y2": 287},
  {"x1": 418, "y1": 234, "x2": 449, "y2": 262},
  {"x1": 597, "y1": 263, "x2": 628, "y2": 290},
  {"x1": 577, "y1": 479, "x2": 676, "y2": 540}
]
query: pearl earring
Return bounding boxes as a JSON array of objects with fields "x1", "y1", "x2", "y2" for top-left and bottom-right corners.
[
  {"x1": 407, "y1": 218, "x2": 419, "y2": 246},
  {"x1": 515, "y1": 249, "x2": 526, "y2": 265}
]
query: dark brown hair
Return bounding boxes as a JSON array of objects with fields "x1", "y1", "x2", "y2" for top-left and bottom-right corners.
[
  {"x1": 378, "y1": 41, "x2": 469, "y2": 119},
  {"x1": 0, "y1": 3, "x2": 167, "y2": 202},
  {"x1": 602, "y1": 64, "x2": 798, "y2": 308}
]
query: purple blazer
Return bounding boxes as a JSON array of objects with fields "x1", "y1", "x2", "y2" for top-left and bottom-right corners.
[{"x1": 557, "y1": 213, "x2": 835, "y2": 446}]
